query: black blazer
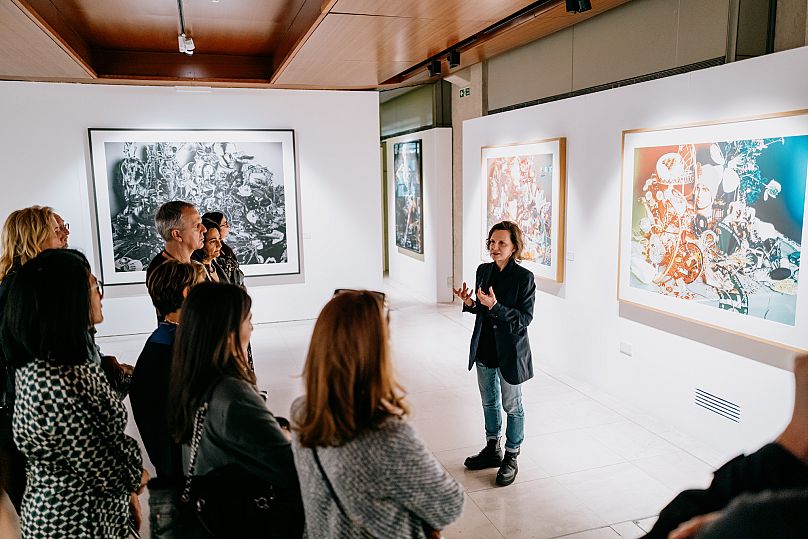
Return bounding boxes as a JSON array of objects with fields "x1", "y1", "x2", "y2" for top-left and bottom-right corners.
[{"x1": 463, "y1": 260, "x2": 536, "y2": 385}]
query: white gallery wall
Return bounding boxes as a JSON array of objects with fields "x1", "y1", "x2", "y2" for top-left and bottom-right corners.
[
  {"x1": 463, "y1": 47, "x2": 808, "y2": 456},
  {"x1": 386, "y1": 128, "x2": 453, "y2": 302},
  {"x1": 0, "y1": 81, "x2": 382, "y2": 336}
]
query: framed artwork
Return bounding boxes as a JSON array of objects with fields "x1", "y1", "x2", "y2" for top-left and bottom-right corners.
[
  {"x1": 481, "y1": 138, "x2": 566, "y2": 282},
  {"x1": 88, "y1": 129, "x2": 300, "y2": 285},
  {"x1": 619, "y1": 111, "x2": 808, "y2": 349},
  {"x1": 393, "y1": 140, "x2": 424, "y2": 255}
]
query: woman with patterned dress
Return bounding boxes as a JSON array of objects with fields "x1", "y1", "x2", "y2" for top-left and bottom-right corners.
[{"x1": 1, "y1": 249, "x2": 145, "y2": 538}]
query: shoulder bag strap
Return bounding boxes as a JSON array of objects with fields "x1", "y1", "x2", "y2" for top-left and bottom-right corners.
[
  {"x1": 312, "y1": 447, "x2": 375, "y2": 539},
  {"x1": 311, "y1": 447, "x2": 348, "y2": 516},
  {"x1": 180, "y1": 402, "x2": 209, "y2": 503}
]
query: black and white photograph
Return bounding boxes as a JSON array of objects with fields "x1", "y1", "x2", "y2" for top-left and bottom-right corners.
[{"x1": 89, "y1": 129, "x2": 300, "y2": 285}]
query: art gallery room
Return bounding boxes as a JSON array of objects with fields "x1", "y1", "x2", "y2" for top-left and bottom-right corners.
[{"x1": 3, "y1": 0, "x2": 808, "y2": 537}]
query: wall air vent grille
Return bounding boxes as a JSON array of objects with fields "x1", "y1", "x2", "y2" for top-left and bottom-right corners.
[{"x1": 694, "y1": 388, "x2": 740, "y2": 423}]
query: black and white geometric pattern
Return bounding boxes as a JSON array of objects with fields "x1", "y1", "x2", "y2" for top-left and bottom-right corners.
[{"x1": 13, "y1": 359, "x2": 142, "y2": 538}]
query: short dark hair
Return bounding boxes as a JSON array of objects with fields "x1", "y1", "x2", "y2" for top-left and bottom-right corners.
[
  {"x1": 170, "y1": 282, "x2": 254, "y2": 443},
  {"x1": 486, "y1": 220, "x2": 525, "y2": 261},
  {"x1": 155, "y1": 201, "x2": 195, "y2": 242},
  {"x1": 146, "y1": 260, "x2": 205, "y2": 317},
  {"x1": 1, "y1": 249, "x2": 93, "y2": 368}
]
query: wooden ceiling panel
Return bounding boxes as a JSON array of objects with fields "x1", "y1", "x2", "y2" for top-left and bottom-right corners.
[
  {"x1": 275, "y1": 55, "x2": 413, "y2": 88},
  {"x1": 306, "y1": 14, "x2": 491, "y2": 60},
  {"x1": 54, "y1": 0, "x2": 294, "y2": 55},
  {"x1": 332, "y1": 0, "x2": 537, "y2": 22},
  {"x1": 0, "y1": 0, "x2": 92, "y2": 79},
  {"x1": 1, "y1": 0, "x2": 634, "y2": 89}
]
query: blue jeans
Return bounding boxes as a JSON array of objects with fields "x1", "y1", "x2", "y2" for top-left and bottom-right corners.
[
  {"x1": 476, "y1": 362, "x2": 524, "y2": 452},
  {"x1": 148, "y1": 486, "x2": 194, "y2": 538}
]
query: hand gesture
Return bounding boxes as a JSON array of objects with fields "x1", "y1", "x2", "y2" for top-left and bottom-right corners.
[
  {"x1": 477, "y1": 286, "x2": 497, "y2": 309},
  {"x1": 452, "y1": 282, "x2": 475, "y2": 306}
]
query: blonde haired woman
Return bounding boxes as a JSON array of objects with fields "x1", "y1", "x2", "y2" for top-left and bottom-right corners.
[
  {"x1": 292, "y1": 290, "x2": 463, "y2": 538},
  {"x1": 0, "y1": 205, "x2": 63, "y2": 513},
  {"x1": 0, "y1": 206, "x2": 62, "y2": 280}
]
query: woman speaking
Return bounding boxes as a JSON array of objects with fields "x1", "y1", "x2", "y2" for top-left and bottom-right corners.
[{"x1": 453, "y1": 220, "x2": 536, "y2": 487}]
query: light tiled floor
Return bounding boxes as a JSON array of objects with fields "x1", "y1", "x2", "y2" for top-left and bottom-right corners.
[{"x1": 94, "y1": 281, "x2": 716, "y2": 538}]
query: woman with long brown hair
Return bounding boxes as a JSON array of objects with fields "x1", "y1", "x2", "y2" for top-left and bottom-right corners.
[
  {"x1": 170, "y1": 282, "x2": 303, "y2": 537},
  {"x1": 292, "y1": 290, "x2": 463, "y2": 538}
]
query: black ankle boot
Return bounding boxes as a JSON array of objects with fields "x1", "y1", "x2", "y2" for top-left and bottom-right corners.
[
  {"x1": 464, "y1": 439, "x2": 503, "y2": 470},
  {"x1": 495, "y1": 450, "x2": 518, "y2": 486}
]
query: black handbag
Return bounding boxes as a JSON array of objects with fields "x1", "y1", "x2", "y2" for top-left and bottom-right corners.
[{"x1": 181, "y1": 403, "x2": 304, "y2": 538}]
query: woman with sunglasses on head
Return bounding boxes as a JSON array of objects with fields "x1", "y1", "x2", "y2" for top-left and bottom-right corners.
[
  {"x1": 170, "y1": 282, "x2": 303, "y2": 537},
  {"x1": 1, "y1": 249, "x2": 146, "y2": 538},
  {"x1": 202, "y1": 212, "x2": 244, "y2": 286},
  {"x1": 292, "y1": 290, "x2": 463, "y2": 538},
  {"x1": 453, "y1": 220, "x2": 536, "y2": 487},
  {"x1": 0, "y1": 205, "x2": 66, "y2": 514}
]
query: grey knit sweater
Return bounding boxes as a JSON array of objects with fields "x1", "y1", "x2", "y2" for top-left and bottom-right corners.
[{"x1": 291, "y1": 399, "x2": 464, "y2": 538}]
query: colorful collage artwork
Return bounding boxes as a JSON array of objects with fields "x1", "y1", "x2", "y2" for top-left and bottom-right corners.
[
  {"x1": 482, "y1": 139, "x2": 566, "y2": 282},
  {"x1": 629, "y1": 137, "x2": 808, "y2": 325},
  {"x1": 619, "y1": 113, "x2": 808, "y2": 348}
]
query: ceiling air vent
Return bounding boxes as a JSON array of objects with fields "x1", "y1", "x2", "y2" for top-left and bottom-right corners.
[{"x1": 694, "y1": 388, "x2": 740, "y2": 423}]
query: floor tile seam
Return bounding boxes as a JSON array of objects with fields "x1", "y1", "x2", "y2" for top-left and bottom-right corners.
[
  {"x1": 607, "y1": 514, "x2": 659, "y2": 527},
  {"x1": 436, "y1": 308, "x2": 476, "y2": 333},
  {"x1": 529, "y1": 459, "x2": 675, "y2": 486},
  {"x1": 455, "y1": 491, "x2": 506, "y2": 538},
  {"x1": 548, "y1": 524, "x2": 619, "y2": 539}
]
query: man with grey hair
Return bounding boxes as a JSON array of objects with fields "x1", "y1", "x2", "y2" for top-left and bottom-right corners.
[{"x1": 146, "y1": 200, "x2": 206, "y2": 285}]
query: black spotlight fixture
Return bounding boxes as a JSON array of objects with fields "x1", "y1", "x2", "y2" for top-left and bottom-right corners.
[
  {"x1": 566, "y1": 0, "x2": 592, "y2": 13},
  {"x1": 447, "y1": 50, "x2": 460, "y2": 68},
  {"x1": 427, "y1": 58, "x2": 442, "y2": 77}
]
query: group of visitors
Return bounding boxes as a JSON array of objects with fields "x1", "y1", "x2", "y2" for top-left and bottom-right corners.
[
  {"x1": 0, "y1": 201, "x2": 464, "y2": 538},
  {"x1": 0, "y1": 201, "x2": 805, "y2": 538}
]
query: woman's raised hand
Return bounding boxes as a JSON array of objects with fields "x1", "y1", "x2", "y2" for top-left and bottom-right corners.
[{"x1": 452, "y1": 282, "x2": 475, "y2": 306}]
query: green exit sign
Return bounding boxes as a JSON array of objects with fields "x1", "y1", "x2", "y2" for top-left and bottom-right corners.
[{"x1": 459, "y1": 87, "x2": 471, "y2": 98}]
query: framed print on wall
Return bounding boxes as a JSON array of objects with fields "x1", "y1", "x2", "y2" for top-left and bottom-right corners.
[
  {"x1": 618, "y1": 111, "x2": 808, "y2": 350},
  {"x1": 481, "y1": 138, "x2": 566, "y2": 282},
  {"x1": 393, "y1": 139, "x2": 424, "y2": 255},
  {"x1": 89, "y1": 129, "x2": 300, "y2": 285}
]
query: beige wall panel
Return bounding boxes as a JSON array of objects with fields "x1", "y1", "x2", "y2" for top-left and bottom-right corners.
[
  {"x1": 774, "y1": 0, "x2": 808, "y2": 51},
  {"x1": 571, "y1": 0, "x2": 679, "y2": 91},
  {"x1": 676, "y1": 0, "x2": 731, "y2": 64},
  {"x1": 487, "y1": 28, "x2": 573, "y2": 111},
  {"x1": 380, "y1": 85, "x2": 434, "y2": 137}
]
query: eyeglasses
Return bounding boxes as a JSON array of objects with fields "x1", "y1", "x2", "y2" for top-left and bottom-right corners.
[
  {"x1": 333, "y1": 289, "x2": 386, "y2": 302},
  {"x1": 333, "y1": 289, "x2": 389, "y2": 317},
  {"x1": 60, "y1": 222, "x2": 70, "y2": 232}
]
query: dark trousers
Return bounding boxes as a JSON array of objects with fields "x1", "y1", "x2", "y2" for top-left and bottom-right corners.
[{"x1": 643, "y1": 443, "x2": 808, "y2": 538}]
